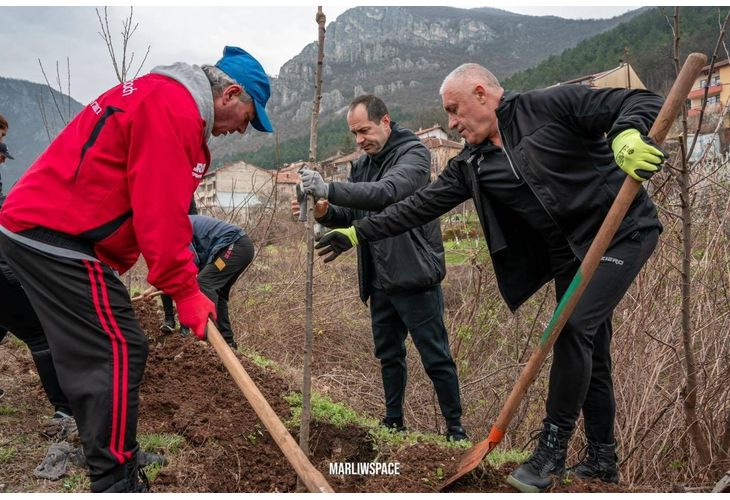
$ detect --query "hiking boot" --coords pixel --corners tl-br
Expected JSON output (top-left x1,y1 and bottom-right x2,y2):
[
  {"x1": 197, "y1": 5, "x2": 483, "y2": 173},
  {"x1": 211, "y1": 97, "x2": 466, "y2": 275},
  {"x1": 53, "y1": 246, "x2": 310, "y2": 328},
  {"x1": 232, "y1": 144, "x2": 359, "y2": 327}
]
[
  {"x1": 569, "y1": 441, "x2": 619, "y2": 484},
  {"x1": 90, "y1": 455, "x2": 149, "y2": 492},
  {"x1": 446, "y1": 424, "x2": 469, "y2": 442},
  {"x1": 507, "y1": 422, "x2": 572, "y2": 493},
  {"x1": 180, "y1": 326, "x2": 190, "y2": 337},
  {"x1": 160, "y1": 320, "x2": 175, "y2": 334},
  {"x1": 381, "y1": 416, "x2": 406, "y2": 432}
]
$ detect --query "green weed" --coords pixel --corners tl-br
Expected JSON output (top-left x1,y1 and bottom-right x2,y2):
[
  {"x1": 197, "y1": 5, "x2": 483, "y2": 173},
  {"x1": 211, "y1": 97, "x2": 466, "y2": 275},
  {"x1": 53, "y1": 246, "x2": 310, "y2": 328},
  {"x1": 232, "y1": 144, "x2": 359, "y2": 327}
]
[
  {"x1": 138, "y1": 433, "x2": 185, "y2": 454},
  {"x1": 0, "y1": 405, "x2": 18, "y2": 416},
  {"x1": 0, "y1": 446, "x2": 17, "y2": 462},
  {"x1": 484, "y1": 448, "x2": 531, "y2": 468},
  {"x1": 62, "y1": 473, "x2": 90, "y2": 492}
]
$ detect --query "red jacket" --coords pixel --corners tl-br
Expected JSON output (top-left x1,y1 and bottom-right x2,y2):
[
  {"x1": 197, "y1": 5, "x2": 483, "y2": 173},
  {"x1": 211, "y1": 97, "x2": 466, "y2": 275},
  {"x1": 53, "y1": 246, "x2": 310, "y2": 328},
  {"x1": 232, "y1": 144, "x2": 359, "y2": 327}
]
[{"x1": 0, "y1": 73, "x2": 210, "y2": 299}]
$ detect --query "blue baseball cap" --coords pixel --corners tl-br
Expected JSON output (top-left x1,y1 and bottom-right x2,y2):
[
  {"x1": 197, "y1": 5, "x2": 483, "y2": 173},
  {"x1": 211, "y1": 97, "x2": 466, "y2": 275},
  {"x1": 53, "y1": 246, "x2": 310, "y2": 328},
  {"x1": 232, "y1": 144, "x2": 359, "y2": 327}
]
[{"x1": 215, "y1": 46, "x2": 273, "y2": 133}]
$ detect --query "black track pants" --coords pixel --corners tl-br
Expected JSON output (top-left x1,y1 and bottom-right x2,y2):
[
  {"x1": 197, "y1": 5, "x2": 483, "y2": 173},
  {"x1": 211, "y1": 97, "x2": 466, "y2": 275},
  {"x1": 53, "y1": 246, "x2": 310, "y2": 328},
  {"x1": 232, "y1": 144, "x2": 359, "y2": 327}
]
[
  {"x1": 197, "y1": 235, "x2": 254, "y2": 344},
  {"x1": 545, "y1": 229, "x2": 659, "y2": 443},
  {"x1": 0, "y1": 234, "x2": 147, "y2": 486},
  {"x1": 370, "y1": 285, "x2": 462, "y2": 422}
]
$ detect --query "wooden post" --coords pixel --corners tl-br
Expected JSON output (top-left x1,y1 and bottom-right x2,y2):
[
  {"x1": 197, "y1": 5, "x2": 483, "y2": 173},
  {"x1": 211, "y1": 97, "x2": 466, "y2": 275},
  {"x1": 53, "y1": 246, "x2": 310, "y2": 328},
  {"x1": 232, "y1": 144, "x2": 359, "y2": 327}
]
[{"x1": 299, "y1": 5, "x2": 326, "y2": 464}]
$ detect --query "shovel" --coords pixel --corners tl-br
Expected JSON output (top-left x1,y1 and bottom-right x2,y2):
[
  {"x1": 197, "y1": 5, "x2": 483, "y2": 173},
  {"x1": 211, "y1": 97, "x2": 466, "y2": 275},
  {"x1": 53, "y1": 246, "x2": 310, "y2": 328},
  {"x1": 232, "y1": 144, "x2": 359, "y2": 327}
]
[
  {"x1": 205, "y1": 319, "x2": 335, "y2": 493},
  {"x1": 440, "y1": 52, "x2": 707, "y2": 491}
]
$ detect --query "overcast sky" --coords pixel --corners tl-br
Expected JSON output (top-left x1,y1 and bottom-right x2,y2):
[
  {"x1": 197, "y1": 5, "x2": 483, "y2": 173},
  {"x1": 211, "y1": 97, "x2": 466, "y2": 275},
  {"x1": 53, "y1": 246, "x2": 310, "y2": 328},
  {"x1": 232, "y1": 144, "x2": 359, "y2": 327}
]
[{"x1": 1, "y1": 3, "x2": 638, "y2": 103}]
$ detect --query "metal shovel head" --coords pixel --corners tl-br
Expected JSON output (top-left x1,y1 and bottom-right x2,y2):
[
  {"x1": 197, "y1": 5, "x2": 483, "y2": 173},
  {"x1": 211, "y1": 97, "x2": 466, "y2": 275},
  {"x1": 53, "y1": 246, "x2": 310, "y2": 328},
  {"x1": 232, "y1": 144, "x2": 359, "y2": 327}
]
[{"x1": 440, "y1": 426, "x2": 504, "y2": 490}]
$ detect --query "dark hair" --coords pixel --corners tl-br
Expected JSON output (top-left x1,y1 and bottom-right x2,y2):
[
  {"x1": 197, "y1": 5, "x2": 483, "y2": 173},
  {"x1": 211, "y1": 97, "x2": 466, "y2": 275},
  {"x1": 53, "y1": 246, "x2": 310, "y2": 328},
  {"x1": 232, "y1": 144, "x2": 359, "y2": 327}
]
[
  {"x1": 0, "y1": 113, "x2": 7, "y2": 131},
  {"x1": 348, "y1": 94, "x2": 389, "y2": 122}
]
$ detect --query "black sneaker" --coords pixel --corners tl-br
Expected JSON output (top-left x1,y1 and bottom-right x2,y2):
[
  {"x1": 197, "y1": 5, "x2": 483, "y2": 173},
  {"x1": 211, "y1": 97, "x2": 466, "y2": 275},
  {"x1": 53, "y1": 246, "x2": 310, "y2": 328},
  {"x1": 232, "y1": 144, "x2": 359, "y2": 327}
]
[
  {"x1": 160, "y1": 320, "x2": 175, "y2": 334},
  {"x1": 0, "y1": 387, "x2": 4, "y2": 400},
  {"x1": 569, "y1": 441, "x2": 619, "y2": 484},
  {"x1": 446, "y1": 424, "x2": 469, "y2": 442},
  {"x1": 381, "y1": 416, "x2": 406, "y2": 432},
  {"x1": 180, "y1": 326, "x2": 190, "y2": 337},
  {"x1": 507, "y1": 422, "x2": 572, "y2": 493}
]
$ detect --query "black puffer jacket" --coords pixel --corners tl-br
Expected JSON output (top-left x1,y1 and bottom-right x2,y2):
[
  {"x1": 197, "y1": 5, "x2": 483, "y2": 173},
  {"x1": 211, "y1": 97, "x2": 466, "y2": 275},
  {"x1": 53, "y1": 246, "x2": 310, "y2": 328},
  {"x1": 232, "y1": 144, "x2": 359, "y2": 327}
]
[
  {"x1": 318, "y1": 122, "x2": 445, "y2": 302},
  {"x1": 354, "y1": 86, "x2": 663, "y2": 310}
]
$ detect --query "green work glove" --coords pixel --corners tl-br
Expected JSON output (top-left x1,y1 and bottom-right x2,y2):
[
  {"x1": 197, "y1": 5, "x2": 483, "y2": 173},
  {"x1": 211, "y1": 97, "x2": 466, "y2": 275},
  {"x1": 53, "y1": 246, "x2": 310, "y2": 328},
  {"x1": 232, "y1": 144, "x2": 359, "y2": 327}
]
[
  {"x1": 315, "y1": 227, "x2": 359, "y2": 263},
  {"x1": 611, "y1": 128, "x2": 666, "y2": 182}
]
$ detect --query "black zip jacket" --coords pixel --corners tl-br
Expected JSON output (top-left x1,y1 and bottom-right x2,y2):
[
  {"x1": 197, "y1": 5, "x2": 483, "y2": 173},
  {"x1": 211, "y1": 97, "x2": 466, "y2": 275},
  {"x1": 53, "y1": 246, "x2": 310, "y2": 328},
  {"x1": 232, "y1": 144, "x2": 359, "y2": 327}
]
[
  {"x1": 318, "y1": 122, "x2": 446, "y2": 302},
  {"x1": 353, "y1": 85, "x2": 663, "y2": 311}
]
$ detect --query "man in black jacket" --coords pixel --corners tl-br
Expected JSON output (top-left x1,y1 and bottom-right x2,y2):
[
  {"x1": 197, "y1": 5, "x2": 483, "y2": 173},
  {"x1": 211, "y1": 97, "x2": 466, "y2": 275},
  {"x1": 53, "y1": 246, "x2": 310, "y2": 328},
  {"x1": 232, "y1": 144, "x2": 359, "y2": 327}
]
[
  {"x1": 296, "y1": 94, "x2": 466, "y2": 441},
  {"x1": 315, "y1": 66, "x2": 665, "y2": 491}
]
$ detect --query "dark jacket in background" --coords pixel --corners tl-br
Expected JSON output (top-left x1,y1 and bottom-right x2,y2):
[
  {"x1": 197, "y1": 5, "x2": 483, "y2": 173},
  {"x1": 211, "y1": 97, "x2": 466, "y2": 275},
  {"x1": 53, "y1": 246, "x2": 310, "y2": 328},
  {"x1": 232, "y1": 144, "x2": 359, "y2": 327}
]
[
  {"x1": 189, "y1": 215, "x2": 245, "y2": 269},
  {"x1": 354, "y1": 86, "x2": 663, "y2": 310},
  {"x1": 318, "y1": 122, "x2": 446, "y2": 302}
]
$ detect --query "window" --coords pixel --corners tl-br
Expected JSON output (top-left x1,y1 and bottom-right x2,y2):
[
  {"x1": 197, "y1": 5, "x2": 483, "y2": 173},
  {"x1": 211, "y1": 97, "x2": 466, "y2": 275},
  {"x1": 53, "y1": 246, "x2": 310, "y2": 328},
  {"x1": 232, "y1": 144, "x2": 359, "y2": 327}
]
[
  {"x1": 707, "y1": 95, "x2": 720, "y2": 105},
  {"x1": 712, "y1": 74, "x2": 721, "y2": 85}
]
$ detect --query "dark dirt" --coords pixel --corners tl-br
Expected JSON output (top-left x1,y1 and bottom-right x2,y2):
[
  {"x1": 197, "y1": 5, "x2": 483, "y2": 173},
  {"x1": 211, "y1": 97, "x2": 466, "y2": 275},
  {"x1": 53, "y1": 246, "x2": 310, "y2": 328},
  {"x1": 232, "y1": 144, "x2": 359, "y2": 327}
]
[{"x1": 0, "y1": 299, "x2": 628, "y2": 493}]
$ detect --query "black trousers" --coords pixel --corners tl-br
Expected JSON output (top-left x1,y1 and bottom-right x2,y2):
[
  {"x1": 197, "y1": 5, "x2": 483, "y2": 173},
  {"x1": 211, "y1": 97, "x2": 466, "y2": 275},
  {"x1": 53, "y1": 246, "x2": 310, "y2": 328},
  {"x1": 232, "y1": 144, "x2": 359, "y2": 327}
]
[
  {"x1": 546, "y1": 229, "x2": 659, "y2": 444},
  {"x1": 0, "y1": 234, "x2": 147, "y2": 488},
  {"x1": 369, "y1": 285, "x2": 462, "y2": 422},
  {"x1": 0, "y1": 255, "x2": 71, "y2": 414},
  {"x1": 197, "y1": 235, "x2": 254, "y2": 344}
]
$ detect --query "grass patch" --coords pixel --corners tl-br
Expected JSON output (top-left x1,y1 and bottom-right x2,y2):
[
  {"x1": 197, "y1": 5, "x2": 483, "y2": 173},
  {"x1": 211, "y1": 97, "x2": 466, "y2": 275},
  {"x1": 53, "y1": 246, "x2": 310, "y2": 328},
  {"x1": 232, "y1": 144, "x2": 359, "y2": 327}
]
[
  {"x1": 285, "y1": 390, "x2": 471, "y2": 459},
  {"x1": 483, "y1": 448, "x2": 530, "y2": 468},
  {"x1": 138, "y1": 433, "x2": 185, "y2": 454},
  {"x1": 62, "y1": 473, "x2": 90, "y2": 492},
  {"x1": 285, "y1": 391, "x2": 376, "y2": 429},
  {"x1": 143, "y1": 462, "x2": 163, "y2": 482},
  {"x1": 244, "y1": 349, "x2": 275, "y2": 369},
  {"x1": 0, "y1": 405, "x2": 19, "y2": 416},
  {"x1": 444, "y1": 238, "x2": 486, "y2": 265},
  {"x1": 0, "y1": 446, "x2": 17, "y2": 462}
]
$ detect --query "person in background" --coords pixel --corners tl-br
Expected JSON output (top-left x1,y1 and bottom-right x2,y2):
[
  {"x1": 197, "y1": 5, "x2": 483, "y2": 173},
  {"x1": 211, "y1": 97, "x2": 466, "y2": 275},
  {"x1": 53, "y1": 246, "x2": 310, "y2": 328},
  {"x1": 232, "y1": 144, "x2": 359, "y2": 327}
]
[{"x1": 296, "y1": 94, "x2": 467, "y2": 441}]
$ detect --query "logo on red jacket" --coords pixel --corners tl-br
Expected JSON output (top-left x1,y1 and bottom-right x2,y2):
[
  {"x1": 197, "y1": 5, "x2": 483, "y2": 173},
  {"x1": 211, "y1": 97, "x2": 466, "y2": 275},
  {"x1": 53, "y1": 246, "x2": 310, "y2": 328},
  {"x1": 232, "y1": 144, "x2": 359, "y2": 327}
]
[{"x1": 193, "y1": 163, "x2": 207, "y2": 179}]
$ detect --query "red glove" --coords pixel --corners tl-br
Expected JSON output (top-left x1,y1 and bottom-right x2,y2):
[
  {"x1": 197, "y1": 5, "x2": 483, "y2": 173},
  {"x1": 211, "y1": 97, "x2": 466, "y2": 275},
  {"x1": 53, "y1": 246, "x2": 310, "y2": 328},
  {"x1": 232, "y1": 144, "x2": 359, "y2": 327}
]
[{"x1": 174, "y1": 289, "x2": 216, "y2": 340}]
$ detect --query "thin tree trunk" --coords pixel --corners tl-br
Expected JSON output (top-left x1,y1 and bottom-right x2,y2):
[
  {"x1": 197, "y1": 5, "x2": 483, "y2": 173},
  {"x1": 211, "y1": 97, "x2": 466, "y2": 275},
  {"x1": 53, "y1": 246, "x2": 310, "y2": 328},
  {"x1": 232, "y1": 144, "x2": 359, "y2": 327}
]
[
  {"x1": 299, "y1": 6, "x2": 326, "y2": 466},
  {"x1": 674, "y1": 7, "x2": 712, "y2": 467}
]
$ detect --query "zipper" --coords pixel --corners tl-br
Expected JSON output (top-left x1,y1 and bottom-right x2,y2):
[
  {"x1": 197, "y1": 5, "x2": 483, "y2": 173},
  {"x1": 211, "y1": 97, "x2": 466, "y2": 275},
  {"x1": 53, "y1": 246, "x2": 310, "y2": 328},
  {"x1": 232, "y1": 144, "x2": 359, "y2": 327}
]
[{"x1": 497, "y1": 128, "x2": 520, "y2": 179}]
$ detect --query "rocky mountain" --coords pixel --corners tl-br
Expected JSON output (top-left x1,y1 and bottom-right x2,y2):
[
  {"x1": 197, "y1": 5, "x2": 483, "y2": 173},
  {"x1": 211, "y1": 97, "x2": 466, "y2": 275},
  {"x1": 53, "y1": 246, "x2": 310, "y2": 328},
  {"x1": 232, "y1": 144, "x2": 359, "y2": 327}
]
[
  {"x1": 211, "y1": 6, "x2": 643, "y2": 161},
  {"x1": 0, "y1": 76, "x2": 84, "y2": 190}
]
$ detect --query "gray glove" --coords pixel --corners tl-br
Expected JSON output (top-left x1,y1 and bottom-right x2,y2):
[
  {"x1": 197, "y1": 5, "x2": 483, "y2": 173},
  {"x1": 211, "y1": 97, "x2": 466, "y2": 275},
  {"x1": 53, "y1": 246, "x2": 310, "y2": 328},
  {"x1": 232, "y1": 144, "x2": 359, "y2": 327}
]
[{"x1": 299, "y1": 168, "x2": 329, "y2": 199}]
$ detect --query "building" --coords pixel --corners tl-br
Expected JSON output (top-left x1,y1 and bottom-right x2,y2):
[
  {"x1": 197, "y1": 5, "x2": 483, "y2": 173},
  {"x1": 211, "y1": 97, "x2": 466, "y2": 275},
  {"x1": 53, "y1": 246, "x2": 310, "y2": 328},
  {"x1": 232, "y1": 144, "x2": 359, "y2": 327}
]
[
  {"x1": 555, "y1": 62, "x2": 646, "y2": 90},
  {"x1": 422, "y1": 136, "x2": 463, "y2": 179},
  {"x1": 196, "y1": 161, "x2": 275, "y2": 220},
  {"x1": 274, "y1": 162, "x2": 305, "y2": 200},
  {"x1": 688, "y1": 58, "x2": 728, "y2": 118},
  {"x1": 687, "y1": 58, "x2": 730, "y2": 154},
  {"x1": 320, "y1": 150, "x2": 362, "y2": 182},
  {"x1": 415, "y1": 124, "x2": 449, "y2": 141}
]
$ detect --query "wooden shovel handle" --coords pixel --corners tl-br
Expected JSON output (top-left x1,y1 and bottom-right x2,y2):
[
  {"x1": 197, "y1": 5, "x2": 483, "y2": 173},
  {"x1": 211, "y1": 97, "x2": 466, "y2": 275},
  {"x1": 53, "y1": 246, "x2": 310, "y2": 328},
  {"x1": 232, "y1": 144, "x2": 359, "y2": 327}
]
[{"x1": 205, "y1": 319, "x2": 335, "y2": 493}]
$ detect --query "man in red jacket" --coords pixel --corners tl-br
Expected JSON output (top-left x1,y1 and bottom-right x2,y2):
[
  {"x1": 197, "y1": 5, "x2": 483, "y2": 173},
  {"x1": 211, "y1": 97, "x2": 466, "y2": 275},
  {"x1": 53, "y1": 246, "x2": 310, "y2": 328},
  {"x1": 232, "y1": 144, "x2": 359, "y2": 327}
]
[{"x1": 0, "y1": 46, "x2": 273, "y2": 492}]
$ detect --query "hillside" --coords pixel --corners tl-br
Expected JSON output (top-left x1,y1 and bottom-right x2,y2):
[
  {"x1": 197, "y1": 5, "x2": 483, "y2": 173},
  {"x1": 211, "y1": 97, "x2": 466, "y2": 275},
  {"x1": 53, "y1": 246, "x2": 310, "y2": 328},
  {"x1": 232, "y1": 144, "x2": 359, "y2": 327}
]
[
  {"x1": 504, "y1": 6, "x2": 724, "y2": 92},
  {"x1": 0, "y1": 77, "x2": 83, "y2": 189}
]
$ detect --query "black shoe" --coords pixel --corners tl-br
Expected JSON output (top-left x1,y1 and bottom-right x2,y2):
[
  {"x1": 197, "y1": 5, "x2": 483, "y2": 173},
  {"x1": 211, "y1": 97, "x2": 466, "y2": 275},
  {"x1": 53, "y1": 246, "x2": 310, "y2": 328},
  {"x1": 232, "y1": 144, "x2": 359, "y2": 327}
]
[
  {"x1": 90, "y1": 455, "x2": 150, "y2": 492},
  {"x1": 381, "y1": 416, "x2": 406, "y2": 432},
  {"x1": 569, "y1": 441, "x2": 619, "y2": 484},
  {"x1": 507, "y1": 422, "x2": 572, "y2": 493},
  {"x1": 180, "y1": 326, "x2": 190, "y2": 337},
  {"x1": 0, "y1": 387, "x2": 4, "y2": 400},
  {"x1": 160, "y1": 320, "x2": 175, "y2": 334},
  {"x1": 446, "y1": 424, "x2": 469, "y2": 442}
]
